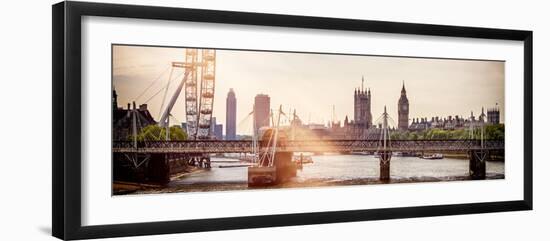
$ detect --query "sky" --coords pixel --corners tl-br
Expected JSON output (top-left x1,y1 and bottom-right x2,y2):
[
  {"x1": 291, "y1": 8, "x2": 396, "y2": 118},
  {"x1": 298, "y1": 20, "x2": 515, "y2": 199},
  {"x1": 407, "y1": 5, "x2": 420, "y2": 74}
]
[{"x1": 113, "y1": 45, "x2": 505, "y2": 135}]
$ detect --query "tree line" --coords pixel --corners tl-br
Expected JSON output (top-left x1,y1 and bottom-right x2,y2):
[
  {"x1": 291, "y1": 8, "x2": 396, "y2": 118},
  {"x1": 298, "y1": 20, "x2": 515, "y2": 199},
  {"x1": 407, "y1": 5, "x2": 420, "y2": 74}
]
[
  {"x1": 390, "y1": 124, "x2": 505, "y2": 140},
  {"x1": 128, "y1": 125, "x2": 188, "y2": 141}
]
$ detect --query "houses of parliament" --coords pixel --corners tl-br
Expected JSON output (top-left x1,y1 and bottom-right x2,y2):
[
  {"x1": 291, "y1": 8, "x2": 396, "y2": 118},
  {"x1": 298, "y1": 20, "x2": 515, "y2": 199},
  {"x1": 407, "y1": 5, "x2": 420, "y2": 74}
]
[{"x1": 323, "y1": 76, "x2": 501, "y2": 140}]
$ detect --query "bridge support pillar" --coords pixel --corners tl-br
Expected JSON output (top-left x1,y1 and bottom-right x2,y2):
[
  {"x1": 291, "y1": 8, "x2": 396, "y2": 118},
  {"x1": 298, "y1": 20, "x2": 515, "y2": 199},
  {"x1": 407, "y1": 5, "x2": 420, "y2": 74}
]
[
  {"x1": 186, "y1": 155, "x2": 211, "y2": 168},
  {"x1": 202, "y1": 157, "x2": 211, "y2": 168},
  {"x1": 248, "y1": 151, "x2": 296, "y2": 187},
  {"x1": 469, "y1": 150, "x2": 488, "y2": 180},
  {"x1": 142, "y1": 153, "x2": 169, "y2": 184},
  {"x1": 379, "y1": 151, "x2": 392, "y2": 182}
]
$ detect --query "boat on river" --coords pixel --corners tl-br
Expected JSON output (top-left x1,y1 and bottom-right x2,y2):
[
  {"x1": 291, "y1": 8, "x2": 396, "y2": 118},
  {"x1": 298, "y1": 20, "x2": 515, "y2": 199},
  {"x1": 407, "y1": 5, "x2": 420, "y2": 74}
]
[
  {"x1": 293, "y1": 155, "x2": 313, "y2": 164},
  {"x1": 420, "y1": 153, "x2": 444, "y2": 159}
]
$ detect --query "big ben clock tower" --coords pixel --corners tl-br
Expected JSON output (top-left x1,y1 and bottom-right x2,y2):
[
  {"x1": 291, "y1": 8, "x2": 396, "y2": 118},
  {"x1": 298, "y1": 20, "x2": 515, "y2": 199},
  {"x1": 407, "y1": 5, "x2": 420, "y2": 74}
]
[{"x1": 398, "y1": 81, "x2": 409, "y2": 130}]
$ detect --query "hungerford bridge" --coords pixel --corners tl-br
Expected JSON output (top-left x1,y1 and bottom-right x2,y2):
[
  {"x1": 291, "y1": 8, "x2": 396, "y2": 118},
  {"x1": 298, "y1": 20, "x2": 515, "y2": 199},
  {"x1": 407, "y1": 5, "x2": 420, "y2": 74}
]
[
  {"x1": 112, "y1": 139, "x2": 504, "y2": 154},
  {"x1": 113, "y1": 106, "x2": 504, "y2": 185}
]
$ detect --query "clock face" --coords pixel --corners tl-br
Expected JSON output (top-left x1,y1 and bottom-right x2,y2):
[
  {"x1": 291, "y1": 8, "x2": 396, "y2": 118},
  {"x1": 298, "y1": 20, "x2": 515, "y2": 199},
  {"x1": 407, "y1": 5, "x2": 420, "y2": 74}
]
[{"x1": 402, "y1": 105, "x2": 408, "y2": 111}]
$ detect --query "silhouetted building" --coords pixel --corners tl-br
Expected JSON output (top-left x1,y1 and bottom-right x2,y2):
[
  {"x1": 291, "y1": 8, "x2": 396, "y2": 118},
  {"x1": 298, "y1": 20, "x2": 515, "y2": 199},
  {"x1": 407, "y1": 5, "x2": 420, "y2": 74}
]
[
  {"x1": 398, "y1": 81, "x2": 409, "y2": 130},
  {"x1": 487, "y1": 105, "x2": 500, "y2": 124},
  {"x1": 214, "y1": 124, "x2": 223, "y2": 140},
  {"x1": 254, "y1": 94, "x2": 270, "y2": 135},
  {"x1": 319, "y1": 78, "x2": 377, "y2": 139},
  {"x1": 112, "y1": 88, "x2": 156, "y2": 141},
  {"x1": 479, "y1": 107, "x2": 486, "y2": 123},
  {"x1": 210, "y1": 117, "x2": 223, "y2": 140},
  {"x1": 226, "y1": 88, "x2": 237, "y2": 140},
  {"x1": 409, "y1": 108, "x2": 488, "y2": 131},
  {"x1": 354, "y1": 76, "x2": 372, "y2": 129},
  {"x1": 112, "y1": 88, "x2": 120, "y2": 110}
]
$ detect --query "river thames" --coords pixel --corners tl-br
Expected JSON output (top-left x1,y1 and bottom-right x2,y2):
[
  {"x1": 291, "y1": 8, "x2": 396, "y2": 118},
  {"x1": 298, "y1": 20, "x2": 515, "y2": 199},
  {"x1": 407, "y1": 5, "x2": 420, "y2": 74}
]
[{"x1": 133, "y1": 154, "x2": 505, "y2": 194}]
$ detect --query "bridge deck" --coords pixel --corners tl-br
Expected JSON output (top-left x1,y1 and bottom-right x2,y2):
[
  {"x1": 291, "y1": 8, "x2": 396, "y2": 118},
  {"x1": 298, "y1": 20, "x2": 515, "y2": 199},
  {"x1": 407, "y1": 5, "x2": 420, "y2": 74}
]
[{"x1": 112, "y1": 139, "x2": 504, "y2": 154}]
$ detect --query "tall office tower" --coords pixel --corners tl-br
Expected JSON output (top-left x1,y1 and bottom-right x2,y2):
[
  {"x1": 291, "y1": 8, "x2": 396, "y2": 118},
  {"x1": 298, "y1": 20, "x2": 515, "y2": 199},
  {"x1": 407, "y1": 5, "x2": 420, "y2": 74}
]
[
  {"x1": 225, "y1": 88, "x2": 237, "y2": 140},
  {"x1": 254, "y1": 94, "x2": 271, "y2": 135}
]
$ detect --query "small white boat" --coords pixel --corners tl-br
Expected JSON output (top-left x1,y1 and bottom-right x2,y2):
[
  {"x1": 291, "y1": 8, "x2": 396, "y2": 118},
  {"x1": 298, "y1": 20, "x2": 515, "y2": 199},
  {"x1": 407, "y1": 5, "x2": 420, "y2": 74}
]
[{"x1": 421, "y1": 153, "x2": 444, "y2": 159}]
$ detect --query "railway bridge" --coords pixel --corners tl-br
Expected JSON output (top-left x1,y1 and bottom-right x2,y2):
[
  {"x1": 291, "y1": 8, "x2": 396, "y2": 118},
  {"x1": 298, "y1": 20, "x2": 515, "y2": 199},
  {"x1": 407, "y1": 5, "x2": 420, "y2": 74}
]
[
  {"x1": 113, "y1": 122, "x2": 504, "y2": 185},
  {"x1": 112, "y1": 139, "x2": 504, "y2": 154}
]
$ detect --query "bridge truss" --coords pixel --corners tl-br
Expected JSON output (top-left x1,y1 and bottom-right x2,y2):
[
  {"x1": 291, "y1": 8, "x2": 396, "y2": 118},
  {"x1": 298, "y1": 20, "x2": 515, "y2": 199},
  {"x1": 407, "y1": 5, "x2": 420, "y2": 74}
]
[{"x1": 112, "y1": 139, "x2": 505, "y2": 154}]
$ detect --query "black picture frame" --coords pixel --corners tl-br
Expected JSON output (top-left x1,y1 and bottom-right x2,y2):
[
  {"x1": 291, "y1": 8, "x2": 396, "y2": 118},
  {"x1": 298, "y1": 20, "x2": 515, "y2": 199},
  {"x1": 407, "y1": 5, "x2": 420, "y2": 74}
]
[{"x1": 52, "y1": 1, "x2": 533, "y2": 240}]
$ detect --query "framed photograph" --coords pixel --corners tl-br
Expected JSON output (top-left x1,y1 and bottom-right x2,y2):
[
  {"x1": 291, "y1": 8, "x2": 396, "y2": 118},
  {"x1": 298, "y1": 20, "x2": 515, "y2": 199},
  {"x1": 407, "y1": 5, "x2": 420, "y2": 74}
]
[{"x1": 52, "y1": 1, "x2": 533, "y2": 240}]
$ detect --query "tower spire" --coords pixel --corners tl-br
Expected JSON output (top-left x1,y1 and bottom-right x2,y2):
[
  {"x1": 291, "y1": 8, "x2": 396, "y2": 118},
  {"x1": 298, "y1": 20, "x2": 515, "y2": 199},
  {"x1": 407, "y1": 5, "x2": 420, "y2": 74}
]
[
  {"x1": 112, "y1": 84, "x2": 118, "y2": 110},
  {"x1": 398, "y1": 80, "x2": 409, "y2": 130},
  {"x1": 362, "y1": 75, "x2": 364, "y2": 92}
]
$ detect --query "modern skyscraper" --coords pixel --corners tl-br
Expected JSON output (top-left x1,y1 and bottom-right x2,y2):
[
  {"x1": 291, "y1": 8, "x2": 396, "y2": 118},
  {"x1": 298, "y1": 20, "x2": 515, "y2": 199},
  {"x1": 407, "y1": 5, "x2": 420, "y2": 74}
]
[
  {"x1": 214, "y1": 124, "x2": 223, "y2": 140},
  {"x1": 225, "y1": 88, "x2": 237, "y2": 140},
  {"x1": 254, "y1": 94, "x2": 270, "y2": 135},
  {"x1": 398, "y1": 81, "x2": 409, "y2": 130},
  {"x1": 210, "y1": 117, "x2": 217, "y2": 137},
  {"x1": 354, "y1": 76, "x2": 372, "y2": 128},
  {"x1": 210, "y1": 117, "x2": 223, "y2": 140}
]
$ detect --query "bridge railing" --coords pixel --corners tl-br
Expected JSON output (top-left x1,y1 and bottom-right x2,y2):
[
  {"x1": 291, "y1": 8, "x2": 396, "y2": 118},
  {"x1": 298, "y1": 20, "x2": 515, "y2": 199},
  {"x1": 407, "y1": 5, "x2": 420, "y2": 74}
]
[
  {"x1": 112, "y1": 140, "x2": 254, "y2": 153},
  {"x1": 112, "y1": 139, "x2": 504, "y2": 154}
]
